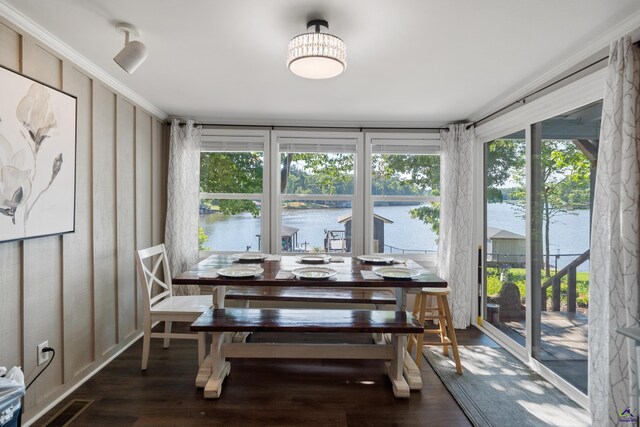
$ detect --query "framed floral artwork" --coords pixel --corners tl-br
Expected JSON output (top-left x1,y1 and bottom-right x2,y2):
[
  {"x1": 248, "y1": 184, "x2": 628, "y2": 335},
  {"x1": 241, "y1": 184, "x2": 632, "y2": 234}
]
[{"x1": 0, "y1": 65, "x2": 77, "y2": 243}]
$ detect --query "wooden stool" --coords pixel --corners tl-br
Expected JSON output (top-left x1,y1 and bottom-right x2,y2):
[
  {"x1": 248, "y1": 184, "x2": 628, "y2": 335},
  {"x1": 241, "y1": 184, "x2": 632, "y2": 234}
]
[{"x1": 408, "y1": 287, "x2": 462, "y2": 374}]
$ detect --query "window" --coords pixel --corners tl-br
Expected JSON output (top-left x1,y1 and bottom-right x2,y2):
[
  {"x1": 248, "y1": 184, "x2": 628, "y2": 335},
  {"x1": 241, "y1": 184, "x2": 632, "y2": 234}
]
[
  {"x1": 198, "y1": 129, "x2": 440, "y2": 258},
  {"x1": 274, "y1": 131, "x2": 361, "y2": 254},
  {"x1": 366, "y1": 134, "x2": 441, "y2": 256},
  {"x1": 199, "y1": 129, "x2": 269, "y2": 252}
]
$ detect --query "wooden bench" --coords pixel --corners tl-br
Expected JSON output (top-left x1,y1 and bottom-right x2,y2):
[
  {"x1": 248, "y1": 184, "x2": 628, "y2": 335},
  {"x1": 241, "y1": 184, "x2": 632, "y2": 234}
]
[
  {"x1": 191, "y1": 307, "x2": 423, "y2": 399},
  {"x1": 224, "y1": 286, "x2": 396, "y2": 306}
]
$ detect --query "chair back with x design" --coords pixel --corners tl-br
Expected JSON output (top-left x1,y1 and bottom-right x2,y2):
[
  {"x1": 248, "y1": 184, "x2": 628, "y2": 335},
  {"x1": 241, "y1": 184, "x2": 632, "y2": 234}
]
[{"x1": 136, "y1": 244, "x2": 173, "y2": 312}]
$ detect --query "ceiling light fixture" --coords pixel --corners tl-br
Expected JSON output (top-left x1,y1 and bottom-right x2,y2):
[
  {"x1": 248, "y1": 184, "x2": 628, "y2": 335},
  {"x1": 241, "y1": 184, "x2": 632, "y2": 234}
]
[
  {"x1": 287, "y1": 19, "x2": 346, "y2": 79},
  {"x1": 114, "y1": 23, "x2": 148, "y2": 74}
]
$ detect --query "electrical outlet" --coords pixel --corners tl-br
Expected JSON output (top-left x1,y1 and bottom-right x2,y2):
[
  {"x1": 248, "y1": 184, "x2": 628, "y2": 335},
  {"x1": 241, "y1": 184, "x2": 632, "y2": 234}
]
[{"x1": 37, "y1": 341, "x2": 50, "y2": 366}]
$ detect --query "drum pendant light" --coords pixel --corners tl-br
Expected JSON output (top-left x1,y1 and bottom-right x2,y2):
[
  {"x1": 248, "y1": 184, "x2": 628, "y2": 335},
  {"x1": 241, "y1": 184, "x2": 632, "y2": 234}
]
[{"x1": 287, "y1": 19, "x2": 347, "y2": 79}]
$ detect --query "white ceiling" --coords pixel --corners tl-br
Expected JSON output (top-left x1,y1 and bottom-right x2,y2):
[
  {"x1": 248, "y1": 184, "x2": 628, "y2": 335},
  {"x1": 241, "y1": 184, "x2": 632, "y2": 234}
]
[{"x1": 4, "y1": 0, "x2": 640, "y2": 126}]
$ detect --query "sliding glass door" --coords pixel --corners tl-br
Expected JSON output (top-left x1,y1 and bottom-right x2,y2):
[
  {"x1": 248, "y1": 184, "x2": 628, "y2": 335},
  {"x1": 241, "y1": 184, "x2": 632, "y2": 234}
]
[{"x1": 482, "y1": 101, "x2": 602, "y2": 396}]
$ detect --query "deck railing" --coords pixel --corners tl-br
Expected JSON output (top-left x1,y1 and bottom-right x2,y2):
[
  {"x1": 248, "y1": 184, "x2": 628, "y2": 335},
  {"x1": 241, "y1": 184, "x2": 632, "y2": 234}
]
[
  {"x1": 383, "y1": 244, "x2": 436, "y2": 254},
  {"x1": 541, "y1": 249, "x2": 590, "y2": 312}
]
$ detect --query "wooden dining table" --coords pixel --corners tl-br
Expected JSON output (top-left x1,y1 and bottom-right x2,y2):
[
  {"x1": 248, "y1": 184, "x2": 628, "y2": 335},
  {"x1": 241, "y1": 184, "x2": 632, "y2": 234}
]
[
  {"x1": 172, "y1": 254, "x2": 447, "y2": 397},
  {"x1": 173, "y1": 254, "x2": 446, "y2": 310}
]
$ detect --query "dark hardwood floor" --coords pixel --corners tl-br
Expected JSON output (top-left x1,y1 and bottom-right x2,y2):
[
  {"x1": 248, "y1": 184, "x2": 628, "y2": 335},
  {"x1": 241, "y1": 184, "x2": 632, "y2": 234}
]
[{"x1": 34, "y1": 327, "x2": 494, "y2": 427}]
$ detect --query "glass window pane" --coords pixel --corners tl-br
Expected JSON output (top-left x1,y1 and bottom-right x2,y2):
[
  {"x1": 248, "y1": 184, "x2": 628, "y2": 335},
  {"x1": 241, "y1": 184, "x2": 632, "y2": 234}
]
[
  {"x1": 200, "y1": 152, "x2": 263, "y2": 193},
  {"x1": 280, "y1": 153, "x2": 354, "y2": 195},
  {"x1": 371, "y1": 154, "x2": 440, "y2": 195},
  {"x1": 373, "y1": 202, "x2": 438, "y2": 254},
  {"x1": 484, "y1": 130, "x2": 527, "y2": 347},
  {"x1": 281, "y1": 200, "x2": 352, "y2": 253},
  {"x1": 199, "y1": 199, "x2": 261, "y2": 252},
  {"x1": 532, "y1": 100, "x2": 600, "y2": 394}
]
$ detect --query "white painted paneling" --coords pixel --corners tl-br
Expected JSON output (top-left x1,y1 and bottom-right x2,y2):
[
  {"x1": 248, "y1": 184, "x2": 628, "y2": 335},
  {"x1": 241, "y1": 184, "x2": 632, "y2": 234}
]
[
  {"x1": 92, "y1": 84, "x2": 117, "y2": 356},
  {"x1": 151, "y1": 119, "x2": 165, "y2": 246},
  {"x1": 0, "y1": 242, "x2": 21, "y2": 367},
  {"x1": 116, "y1": 96, "x2": 136, "y2": 341},
  {"x1": 0, "y1": 21, "x2": 20, "y2": 71},
  {"x1": 134, "y1": 109, "x2": 152, "y2": 329},
  {"x1": 23, "y1": 39, "x2": 60, "y2": 87},
  {"x1": 21, "y1": 38, "x2": 64, "y2": 409},
  {"x1": 61, "y1": 63, "x2": 94, "y2": 379}
]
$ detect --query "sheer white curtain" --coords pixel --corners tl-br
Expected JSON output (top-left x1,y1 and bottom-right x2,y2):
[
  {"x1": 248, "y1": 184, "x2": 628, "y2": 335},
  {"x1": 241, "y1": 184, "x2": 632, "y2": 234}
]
[
  {"x1": 165, "y1": 119, "x2": 202, "y2": 296},
  {"x1": 438, "y1": 124, "x2": 475, "y2": 328},
  {"x1": 589, "y1": 37, "x2": 640, "y2": 425}
]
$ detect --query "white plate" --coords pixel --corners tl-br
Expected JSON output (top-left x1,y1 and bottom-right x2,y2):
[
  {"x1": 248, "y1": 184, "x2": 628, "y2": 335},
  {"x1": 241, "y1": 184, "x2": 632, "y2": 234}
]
[
  {"x1": 232, "y1": 252, "x2": 268, "y2": 262},
  {"x1": 291, "y1": 267, "x2": 337, "y2": 279},
  {"x1": 217, "y1": 266, "x2": 264, "y2": 278},
  {"x1": 357, "y1": 255, "x2": 394, "y2": 264},
  {"x1": 296, "y1": 254, "x2": 331, "y2": 264},
  {"x1": 373, "y1": 267, "x2": 420, "y2": 279}
]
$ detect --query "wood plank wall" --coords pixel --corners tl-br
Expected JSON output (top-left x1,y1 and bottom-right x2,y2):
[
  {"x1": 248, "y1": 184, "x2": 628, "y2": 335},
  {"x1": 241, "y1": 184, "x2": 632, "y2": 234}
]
[{"x1": 0, "y1": 19, "x2": 167, "y2": 422}]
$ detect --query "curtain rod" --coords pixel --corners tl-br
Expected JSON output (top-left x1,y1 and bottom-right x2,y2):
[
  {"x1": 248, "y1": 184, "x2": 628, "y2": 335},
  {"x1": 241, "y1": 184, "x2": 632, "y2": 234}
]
[
  {"x1": 166, "y1": 122, "x2": 448, "y2": 131},
  {"x1": 168, "y1": 41, "x2": 637, "y2": 132}
]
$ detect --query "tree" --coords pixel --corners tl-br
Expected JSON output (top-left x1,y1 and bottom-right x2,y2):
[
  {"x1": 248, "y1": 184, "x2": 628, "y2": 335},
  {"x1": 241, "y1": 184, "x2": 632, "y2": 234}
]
[
  {"x1": 200, "y1": 152, "x2": 263, "y2": 216},
  {"x1": 486, "y1": 139, "x2": 525, "y2": 202},
  {"x1": 372, "y1": 154, "x2": 441, "y2": 235},
  {"x1": 281, "y1": 153, "x2": 354, "y2": 195},
  {"x1": 509, "y1": 140, "x2": 591, "y2": 277}
]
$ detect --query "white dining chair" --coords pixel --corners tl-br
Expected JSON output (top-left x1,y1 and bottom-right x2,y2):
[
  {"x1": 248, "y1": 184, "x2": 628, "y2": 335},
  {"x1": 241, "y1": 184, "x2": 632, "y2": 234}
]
[{"x1": 135, "y1": 244, "x2": 212, "y2": 370}]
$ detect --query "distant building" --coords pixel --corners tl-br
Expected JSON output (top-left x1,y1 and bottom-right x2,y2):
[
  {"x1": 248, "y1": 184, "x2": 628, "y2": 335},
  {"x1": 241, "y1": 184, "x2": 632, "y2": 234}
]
[
  {"x1": 281, "y1": 225, "x2": 300, "y2": 251},
  {"x1": 487, "y1": 226, "x2": 525, "y2": 265},
  {"x1": 337, "y1": 213, "x2": 393, "y2": 253}
]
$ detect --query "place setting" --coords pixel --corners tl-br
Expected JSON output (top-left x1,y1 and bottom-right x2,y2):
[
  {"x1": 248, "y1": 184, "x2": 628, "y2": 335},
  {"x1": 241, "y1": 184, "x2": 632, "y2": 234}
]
[
  {"x1": 291, "y1": 266, "x2": 337, "y2": 280},
  {"x1": 360, "y1": 266, "x2": 422, "y2": 281},
  {"x1": 231, "y1": 252, "x2": 281, "y2": 263},
  {"x1": 198, "y1": 265, "x2": 264, "y2": 279},
  {"x1": 356, "y1": 254, "x2": 395, "y2": 264},
  {"x1": 295, "y1": 254, "x2": 332, "y2": 264}
]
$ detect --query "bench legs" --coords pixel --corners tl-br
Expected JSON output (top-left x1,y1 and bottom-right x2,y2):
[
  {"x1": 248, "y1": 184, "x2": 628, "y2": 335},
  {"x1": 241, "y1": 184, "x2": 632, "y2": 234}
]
[
  {"x1": 196, "y1": 332, "x2": 231, "y2": 398},
  {"x1": 386, "y1": 334, "x2": 410, "y2": 398},
  {"x1": 196, "y1": 331, "x2": 418, "y2": 399}
]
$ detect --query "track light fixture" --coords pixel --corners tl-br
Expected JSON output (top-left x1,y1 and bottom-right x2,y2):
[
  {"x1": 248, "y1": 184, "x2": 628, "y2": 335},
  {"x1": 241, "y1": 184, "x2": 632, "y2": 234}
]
[{"x1": 113, "y1": 23, "x2": 148, "y2": 74}]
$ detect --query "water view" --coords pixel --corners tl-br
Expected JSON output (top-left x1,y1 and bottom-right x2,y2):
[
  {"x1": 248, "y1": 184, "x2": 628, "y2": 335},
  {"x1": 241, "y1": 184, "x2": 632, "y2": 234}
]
[{"x1": 200, "y1": 202, "x2": 589, "y2": 260}]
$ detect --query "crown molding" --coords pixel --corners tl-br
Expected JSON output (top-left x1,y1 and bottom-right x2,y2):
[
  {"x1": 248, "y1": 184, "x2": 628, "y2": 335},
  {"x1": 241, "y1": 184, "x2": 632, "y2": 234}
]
[
  {"x1": 470, "y1": 8, "x2": 640, "y2": 124},
  {"x1": 0, "y1": 0, "x2": 168, "y2": 120}
]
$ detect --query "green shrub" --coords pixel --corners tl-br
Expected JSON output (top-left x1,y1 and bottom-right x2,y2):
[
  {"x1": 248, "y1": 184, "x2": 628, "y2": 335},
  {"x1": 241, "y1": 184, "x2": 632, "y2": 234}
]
[
  {"x1": 198, "y1": 227, "x2": 209, "y2": 251},
  {"x1": 485, "y1": 267, "x2": 589, "y2": 307}
]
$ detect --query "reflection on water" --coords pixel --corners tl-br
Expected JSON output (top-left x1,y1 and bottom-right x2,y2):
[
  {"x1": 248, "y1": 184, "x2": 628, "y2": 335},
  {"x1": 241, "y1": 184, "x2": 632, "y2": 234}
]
[
  {"x1": 199, "y1": 202, "x2": 590, "y2": 257},
  {"x1": 200, "y1": 205, "x2": 439, "y2": 252}
]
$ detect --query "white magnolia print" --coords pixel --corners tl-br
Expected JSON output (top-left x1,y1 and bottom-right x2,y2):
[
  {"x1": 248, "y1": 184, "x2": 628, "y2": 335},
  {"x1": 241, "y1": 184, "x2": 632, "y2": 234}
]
[
  {"x1": 0, "y1": 83, "x2": 63, "y2": 231},
  {"x1": 0, "y1": 134, "x2": 32, "y2": 221}
]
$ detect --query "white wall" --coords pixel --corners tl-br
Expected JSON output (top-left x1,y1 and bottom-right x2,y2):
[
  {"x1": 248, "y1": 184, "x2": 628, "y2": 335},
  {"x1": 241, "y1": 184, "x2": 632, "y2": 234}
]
[{"x1": 0, "y1": 17, "x2": 167, "y2": 423}]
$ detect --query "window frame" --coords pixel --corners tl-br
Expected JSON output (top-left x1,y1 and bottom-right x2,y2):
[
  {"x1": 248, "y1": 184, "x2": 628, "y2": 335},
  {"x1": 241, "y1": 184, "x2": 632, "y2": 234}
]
[
  {"x1": 271, "y1": 130, "x2": 364, "y2": 255},
  {"x1": 198, "y1": 128, "x2": 442, "y2": 260},
  {"x1": 199, "y1": 128, "x2": 271, "y2": 255},
  {"x1": 364, "y1": 132, "x2": 441, "y2": 260}
]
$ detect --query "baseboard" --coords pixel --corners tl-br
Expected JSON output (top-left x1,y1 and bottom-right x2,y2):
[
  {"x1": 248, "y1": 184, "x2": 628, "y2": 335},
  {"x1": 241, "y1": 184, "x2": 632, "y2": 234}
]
[{"x1": 22, "y1": 331, "x2": 144, "y2": 427}]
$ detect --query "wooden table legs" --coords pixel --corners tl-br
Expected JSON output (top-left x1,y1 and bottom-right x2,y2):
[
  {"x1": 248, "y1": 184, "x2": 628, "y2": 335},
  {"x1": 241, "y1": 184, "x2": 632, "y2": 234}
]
[{"x1": 195, "y1": 331, "x2": 420, "y2": 399}]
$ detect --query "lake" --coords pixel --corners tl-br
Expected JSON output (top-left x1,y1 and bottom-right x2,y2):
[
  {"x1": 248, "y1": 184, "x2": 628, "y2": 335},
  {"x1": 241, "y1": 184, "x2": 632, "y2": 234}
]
[{"x1": 200, "y1": 203, "x2": 590, "y2": 267}]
